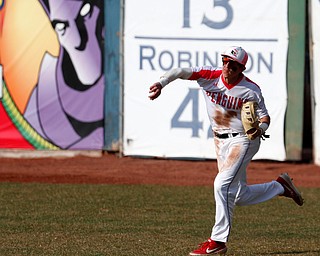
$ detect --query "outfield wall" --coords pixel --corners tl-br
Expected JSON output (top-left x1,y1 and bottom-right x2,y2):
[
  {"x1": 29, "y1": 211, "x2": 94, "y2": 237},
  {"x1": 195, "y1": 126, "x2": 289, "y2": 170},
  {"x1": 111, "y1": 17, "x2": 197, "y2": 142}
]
[
  {"x1": 123, "y1": 0, "x2": 288, "y2": 160},
  {"x1": 0, "y1": 1, "x2": 106, "y2": 151},
  {"x1": 0, "y1": 0, "x2": 318, "y2": 164},
  {"x1": 311, "y1": 0, "x2": 320, "y2": 165}
]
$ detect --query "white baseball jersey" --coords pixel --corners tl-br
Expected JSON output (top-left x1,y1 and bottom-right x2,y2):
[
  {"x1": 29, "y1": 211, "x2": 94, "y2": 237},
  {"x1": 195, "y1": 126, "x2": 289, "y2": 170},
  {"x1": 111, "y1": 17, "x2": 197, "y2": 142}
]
[{"x1": 188, "y1": 66, "x2": 268, "y2": 134}]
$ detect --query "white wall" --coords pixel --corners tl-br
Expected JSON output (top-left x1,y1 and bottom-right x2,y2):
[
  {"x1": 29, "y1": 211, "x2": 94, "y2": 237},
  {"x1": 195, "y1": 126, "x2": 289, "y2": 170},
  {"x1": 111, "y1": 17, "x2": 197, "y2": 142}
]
[{"x1": 123, "y1": 0, "x2": 288, "y2": 160}]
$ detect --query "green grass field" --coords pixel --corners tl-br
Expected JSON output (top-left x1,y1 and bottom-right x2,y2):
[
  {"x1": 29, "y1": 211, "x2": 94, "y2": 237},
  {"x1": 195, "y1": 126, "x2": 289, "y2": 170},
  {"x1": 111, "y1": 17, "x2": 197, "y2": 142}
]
[{"x1": 0, "y1": 183, "x2": 319, "y2": 256}]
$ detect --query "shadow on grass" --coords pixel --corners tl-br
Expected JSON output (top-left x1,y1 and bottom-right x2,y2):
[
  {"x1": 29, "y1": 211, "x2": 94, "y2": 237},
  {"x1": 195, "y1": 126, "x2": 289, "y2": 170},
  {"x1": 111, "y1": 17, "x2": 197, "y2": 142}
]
[{"x1": 261, "y1": 249, "x2": 320, "y2": 255}]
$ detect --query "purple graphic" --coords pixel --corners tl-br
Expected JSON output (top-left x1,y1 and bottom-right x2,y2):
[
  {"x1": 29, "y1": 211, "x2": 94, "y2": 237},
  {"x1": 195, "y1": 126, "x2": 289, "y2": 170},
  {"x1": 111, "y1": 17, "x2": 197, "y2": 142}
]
[{"x1": 24, "y1": 0, "x2": 105, "y2": 149}]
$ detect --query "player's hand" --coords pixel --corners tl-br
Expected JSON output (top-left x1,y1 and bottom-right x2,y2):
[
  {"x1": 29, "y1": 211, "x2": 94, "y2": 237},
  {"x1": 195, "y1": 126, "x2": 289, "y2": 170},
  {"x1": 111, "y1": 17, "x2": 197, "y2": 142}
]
[{"x1": 149, "y1": 82, "x2": 162, "y2": 100}]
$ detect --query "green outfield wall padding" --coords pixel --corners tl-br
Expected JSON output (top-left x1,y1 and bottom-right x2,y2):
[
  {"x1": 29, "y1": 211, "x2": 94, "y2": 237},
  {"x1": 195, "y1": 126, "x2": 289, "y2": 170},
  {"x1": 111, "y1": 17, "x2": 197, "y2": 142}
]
[
  {"x1": 104, "y1": 0, "x2": 121, "y2": 151},
  {"x1": 285, "y1": 0, "x2": 306, "y2": 160}
]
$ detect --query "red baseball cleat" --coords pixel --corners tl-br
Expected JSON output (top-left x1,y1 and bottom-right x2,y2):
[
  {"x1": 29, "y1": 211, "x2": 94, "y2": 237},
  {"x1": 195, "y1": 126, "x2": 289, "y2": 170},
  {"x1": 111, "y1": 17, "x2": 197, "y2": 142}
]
[
  {"x1": 276, "y1": 173, "x2": 304, "y2": 206},
  {"x1": 189, "y1": 238, "x2": 227, "y2": 255}
]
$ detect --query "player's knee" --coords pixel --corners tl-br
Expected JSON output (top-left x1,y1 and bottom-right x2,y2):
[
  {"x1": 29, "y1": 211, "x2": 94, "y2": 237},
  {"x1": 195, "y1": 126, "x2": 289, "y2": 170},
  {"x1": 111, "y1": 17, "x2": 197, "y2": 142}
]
[
  {"x1": 214, "y1": 175, "x2": 234, "y2": 191},
  {"x1": 214, "y1": 179, "x2": 234, "y2": 198},
  {"x1": 213, "y1": 178, "x2": 224, "y2": 192}
]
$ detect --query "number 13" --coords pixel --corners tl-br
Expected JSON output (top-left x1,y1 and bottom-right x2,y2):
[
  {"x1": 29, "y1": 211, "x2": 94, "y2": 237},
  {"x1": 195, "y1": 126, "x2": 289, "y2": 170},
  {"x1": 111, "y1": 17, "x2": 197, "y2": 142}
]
[{"x1": 183, "y1": 0, "x2": 233, "y2": 29}]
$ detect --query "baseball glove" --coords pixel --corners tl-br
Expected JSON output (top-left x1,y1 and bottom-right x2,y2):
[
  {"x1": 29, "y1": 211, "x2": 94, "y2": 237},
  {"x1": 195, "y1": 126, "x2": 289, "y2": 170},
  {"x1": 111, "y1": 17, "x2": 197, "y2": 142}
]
[{"x1": 241, "y1": 101, "x2": 261, "y2": 140}]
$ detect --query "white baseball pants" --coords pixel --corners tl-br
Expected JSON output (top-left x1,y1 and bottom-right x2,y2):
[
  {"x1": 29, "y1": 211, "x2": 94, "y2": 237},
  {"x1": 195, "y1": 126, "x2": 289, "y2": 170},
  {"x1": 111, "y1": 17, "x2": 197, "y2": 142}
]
[{"x1": 210, "y1": 135, "x2": 284, "y2": 242}]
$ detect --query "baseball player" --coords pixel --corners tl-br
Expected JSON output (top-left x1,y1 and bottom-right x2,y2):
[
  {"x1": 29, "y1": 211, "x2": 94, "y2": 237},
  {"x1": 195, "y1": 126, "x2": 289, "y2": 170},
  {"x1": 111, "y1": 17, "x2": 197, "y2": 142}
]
[{"x1": 148, "y1": 46, "x2": 304, "y2": 255}]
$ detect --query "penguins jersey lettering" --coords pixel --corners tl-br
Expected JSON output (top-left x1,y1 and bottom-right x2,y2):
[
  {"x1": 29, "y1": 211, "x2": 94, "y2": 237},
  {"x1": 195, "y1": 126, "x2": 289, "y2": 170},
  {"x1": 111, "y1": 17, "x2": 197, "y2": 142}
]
[{"x1": 188, "y1": 66, "x2": 268, "y2": 134}]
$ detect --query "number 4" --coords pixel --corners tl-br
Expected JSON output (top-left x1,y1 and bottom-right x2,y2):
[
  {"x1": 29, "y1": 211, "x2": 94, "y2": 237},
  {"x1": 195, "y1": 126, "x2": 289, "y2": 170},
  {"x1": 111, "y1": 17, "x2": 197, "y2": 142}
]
[{"x1": 171, "y1": 88, "x2": 203, "y2": 137}]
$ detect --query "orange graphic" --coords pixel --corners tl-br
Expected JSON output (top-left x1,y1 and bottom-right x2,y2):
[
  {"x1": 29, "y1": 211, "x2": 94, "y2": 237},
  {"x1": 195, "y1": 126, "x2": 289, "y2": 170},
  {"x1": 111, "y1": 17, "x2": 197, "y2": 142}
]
[{"x1": 0, "y1": 0, "x2": 59, "y2": 113}]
